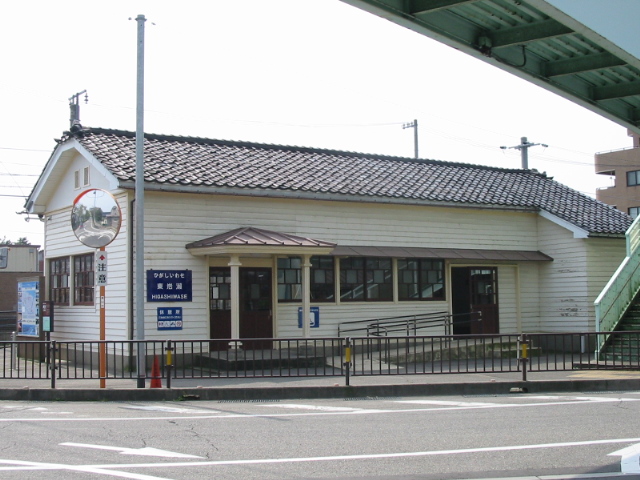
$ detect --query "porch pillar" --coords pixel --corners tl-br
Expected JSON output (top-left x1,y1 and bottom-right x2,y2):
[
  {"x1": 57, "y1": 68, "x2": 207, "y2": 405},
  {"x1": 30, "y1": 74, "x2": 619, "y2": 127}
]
[
  {"x1": 228, "y1": 255, "x2": 242, "y2": 349},
  {"x1": 302, "y1": 254, "x2": 312, "y2": 338}
]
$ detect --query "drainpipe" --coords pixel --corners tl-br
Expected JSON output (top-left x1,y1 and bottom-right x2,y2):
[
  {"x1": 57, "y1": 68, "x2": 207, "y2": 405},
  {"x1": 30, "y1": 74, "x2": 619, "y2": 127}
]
[{"x1": 302, "y1": 255, "x2": 312, "y2": 338}]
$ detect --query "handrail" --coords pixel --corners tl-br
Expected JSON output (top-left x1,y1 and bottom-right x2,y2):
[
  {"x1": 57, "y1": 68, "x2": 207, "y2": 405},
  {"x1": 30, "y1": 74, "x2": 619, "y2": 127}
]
[
  {"x1": 338, "y1": 311, "x2": 480, "y2": 337},
  {"x1": 595, "y1": 215, "x2": 640, "y2": 335},
  {"x1": 338, "y1": 312, "x2": 449, "y2": 336}
]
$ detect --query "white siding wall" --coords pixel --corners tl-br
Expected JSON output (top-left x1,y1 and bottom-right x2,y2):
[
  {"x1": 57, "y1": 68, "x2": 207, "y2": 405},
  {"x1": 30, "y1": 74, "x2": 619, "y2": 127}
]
[
  {"x1": 497, "y1": 265, "x2": 518, "y2": 333},
  {"x1": 586, "y1": 237, "x2": 627, "y2": 328},
  {"x1": 276, "y1": 302, "x2": 449, "y2": 338},
  {"x1": 535, "y1": 217, "x2": 624, "y2": 332},
  {"x1": 141, "y1": 192, "x2": 543, "y2": 339},
  {"x1": 519, "y1": 262, "x2": 541, "y2": 331},
  {"x1": 44, "y1": 179, "x2": 625, "y2": 341}
]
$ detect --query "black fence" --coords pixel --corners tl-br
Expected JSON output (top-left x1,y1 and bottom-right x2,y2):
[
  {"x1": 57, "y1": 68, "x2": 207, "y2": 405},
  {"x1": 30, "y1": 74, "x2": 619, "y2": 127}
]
[{"x1": 1, "y1": 331, "x2": 639, "y2": 389}]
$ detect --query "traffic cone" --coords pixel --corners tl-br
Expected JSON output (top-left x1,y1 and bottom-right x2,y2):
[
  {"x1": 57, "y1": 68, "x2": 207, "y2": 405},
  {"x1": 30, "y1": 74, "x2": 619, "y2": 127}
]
[{"x1": 150, "y1": 355, "x2": 162, "y2": 388}]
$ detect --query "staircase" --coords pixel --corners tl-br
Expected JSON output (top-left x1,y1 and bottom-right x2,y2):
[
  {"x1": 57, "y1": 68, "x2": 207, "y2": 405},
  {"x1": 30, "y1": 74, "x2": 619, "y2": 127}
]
[{"x1": 599, "y1": 299, "x2": 640, "y2": 363}]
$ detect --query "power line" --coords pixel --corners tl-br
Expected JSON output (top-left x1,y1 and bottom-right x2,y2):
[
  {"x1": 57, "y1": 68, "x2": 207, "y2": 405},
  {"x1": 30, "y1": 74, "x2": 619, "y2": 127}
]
[{"x1": 0, "y1": 147, "x2": 51, "y2": 152}]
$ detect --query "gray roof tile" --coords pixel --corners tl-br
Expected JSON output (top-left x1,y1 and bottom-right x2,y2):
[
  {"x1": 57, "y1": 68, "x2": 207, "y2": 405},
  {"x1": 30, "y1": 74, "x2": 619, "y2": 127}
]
[{"x1": 70, "y1": 127, "x2": 632, "y2": 236}]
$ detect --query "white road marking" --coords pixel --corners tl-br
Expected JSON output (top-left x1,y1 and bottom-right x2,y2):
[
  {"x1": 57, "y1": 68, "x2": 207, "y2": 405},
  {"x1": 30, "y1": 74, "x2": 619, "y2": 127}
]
[
  {"x1": 0, "y1": 436, "x2": 637, "y2": 474},
  {"x1": 395, "y1": 400, "x2": 513, "y2": 407},
  {"x1": 0, "y1": 458, "x2": 173, "y2": 479},
  {"x1": 609, "y1": 442, "x2": 640, "y2": 474},
  {"x1": 526, "y1": 395, "x2": 638, "y2": 403},
  {"x1": 61, "y1": 442, "x2": 203, "y2": 459},
  {"x1": 1, "y1": 395, "x2": 639, "y2": 423},
  {"x1": 120, "y1": 406, "x2": 217, "y2": 414},
  {"x1": 260, "y1": 403, "x2": 370, "y2": 412},
  {"x1": 2, "y1": 406, "x2": 49, "y2": 411}
]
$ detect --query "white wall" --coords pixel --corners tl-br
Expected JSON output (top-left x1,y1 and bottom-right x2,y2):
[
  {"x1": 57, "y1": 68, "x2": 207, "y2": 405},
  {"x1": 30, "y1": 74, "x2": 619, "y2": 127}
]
[
  {"x1": 141, "y1": 191, "x2": 544, "y2": 339},
  {"x1": 43, "y1": 174, "x2": 626, "y2": 341},
  {"x1": 536, "y1": 216, "x2": 625, "y2": 332}
]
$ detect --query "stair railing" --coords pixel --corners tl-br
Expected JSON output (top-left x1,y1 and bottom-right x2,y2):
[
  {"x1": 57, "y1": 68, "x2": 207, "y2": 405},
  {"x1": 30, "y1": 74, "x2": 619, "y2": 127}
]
[{"x1": 594, "y1": 215, "x2": 640, "y2": 341}]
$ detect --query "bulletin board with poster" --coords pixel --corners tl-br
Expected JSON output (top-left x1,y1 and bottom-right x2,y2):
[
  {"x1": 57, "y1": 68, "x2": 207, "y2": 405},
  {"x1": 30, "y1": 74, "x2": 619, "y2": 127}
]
[{"x1": 17, "y1": 276, "x2": 44, "y2": 339}]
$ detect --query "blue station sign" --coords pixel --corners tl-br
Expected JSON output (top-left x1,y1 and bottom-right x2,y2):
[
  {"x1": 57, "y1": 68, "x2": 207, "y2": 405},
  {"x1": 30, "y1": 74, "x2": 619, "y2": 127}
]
[{"x1": 147, "y1": 270, "x2": 192, "y2": 302}]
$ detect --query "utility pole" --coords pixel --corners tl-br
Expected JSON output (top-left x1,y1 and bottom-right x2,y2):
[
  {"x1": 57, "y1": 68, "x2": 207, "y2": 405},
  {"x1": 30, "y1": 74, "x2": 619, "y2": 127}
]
[
  {"x1": 500, "y1": 137, "x2": 548, "y2": 169},
  {"x1": 402, "y1": 119, "x2": 419, "y2": 159},
  {"x1": 68, "y1": 90, "x2": 88, "y2": 129},
  {"x1": 135, "y1": 14, "x2": 146, "y2": 389}
]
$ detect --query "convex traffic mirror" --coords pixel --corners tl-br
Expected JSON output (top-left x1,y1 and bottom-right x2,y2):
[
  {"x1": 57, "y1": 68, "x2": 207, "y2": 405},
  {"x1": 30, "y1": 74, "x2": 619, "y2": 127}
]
[{"x1": 71, "y1": 189, "x2": 122, "y2": 248}]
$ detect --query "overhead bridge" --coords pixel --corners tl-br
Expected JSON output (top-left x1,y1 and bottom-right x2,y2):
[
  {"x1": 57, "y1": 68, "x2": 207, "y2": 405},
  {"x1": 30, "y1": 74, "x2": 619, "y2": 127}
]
[{"x1": 342, "y1": 0, "x2": 640, "y2": 134}]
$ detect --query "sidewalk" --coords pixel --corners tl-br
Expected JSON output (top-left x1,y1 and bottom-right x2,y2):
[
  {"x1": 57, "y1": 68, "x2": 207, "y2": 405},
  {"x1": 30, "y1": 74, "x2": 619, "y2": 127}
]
[{"x1": 2, "y1": 369, "x2": 640, "y2": 402}]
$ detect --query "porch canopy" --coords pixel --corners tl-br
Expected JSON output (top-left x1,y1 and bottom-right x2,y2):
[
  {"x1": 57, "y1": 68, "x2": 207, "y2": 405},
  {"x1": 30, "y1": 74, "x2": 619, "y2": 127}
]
[
  {"x1": 186, "y1": 226, "x2": 336, "y2": 256},
  {"x1": 186, "y1": 227, "x2": 336, "y2": 341}
]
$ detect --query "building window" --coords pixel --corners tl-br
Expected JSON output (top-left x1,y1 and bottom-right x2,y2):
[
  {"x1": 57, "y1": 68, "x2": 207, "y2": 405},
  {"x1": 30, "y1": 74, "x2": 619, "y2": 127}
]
[
  {"x1": 627, "y1": 170, "x2": 640, "y2": 186},
  {"x1": 629, "y1": 207, "x2": 640, "y2": 219},
  {"x1": 311, "y1": 256, "x2": 335, "y2": 302},
  {"x1": 210, "y1": 268, "x2": 231, "y2": 311},
  {"x1": 74, "y1": 167, "x2": 90, "y2": 189},
  {"x1": 0, "y1": 247, "x2": 7, "y2": 269},
  {"x1": 340, "y1": 257, "x2": 392, "y2": 301},
  {"x1": 277, "y1": 257, "x2": 301, "y2": 301},
  {"x1": 398, "y1": 259, "x2": 445, "y2": 301},
  {"x1": 50, "y1": 257, "x2": 70, "y2": 305},
  {"x1": 74, "y1": 253, "x2": 94, "y2": 305},
  {"x1": 83, "y1": 166, "x2": 90, "y2": 186}
]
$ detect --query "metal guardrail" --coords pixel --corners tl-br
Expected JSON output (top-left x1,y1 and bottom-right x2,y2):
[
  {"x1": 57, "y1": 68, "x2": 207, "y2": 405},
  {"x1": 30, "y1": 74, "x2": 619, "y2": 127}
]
[{"x1": 1, "y1": 332, "x2": 639, "y2": 388}]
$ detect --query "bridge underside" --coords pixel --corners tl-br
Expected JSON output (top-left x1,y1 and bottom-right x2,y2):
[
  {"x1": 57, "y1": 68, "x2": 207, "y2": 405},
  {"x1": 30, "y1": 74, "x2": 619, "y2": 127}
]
[{"x1": 342, "y1": 0, "x2": 640, "y2": 134}]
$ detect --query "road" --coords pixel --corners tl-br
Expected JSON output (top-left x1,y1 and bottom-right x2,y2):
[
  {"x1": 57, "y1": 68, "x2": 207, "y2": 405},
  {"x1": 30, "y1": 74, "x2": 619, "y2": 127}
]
[{"x1": 1, "y1": 391, "x2": 640, "y2": 479}]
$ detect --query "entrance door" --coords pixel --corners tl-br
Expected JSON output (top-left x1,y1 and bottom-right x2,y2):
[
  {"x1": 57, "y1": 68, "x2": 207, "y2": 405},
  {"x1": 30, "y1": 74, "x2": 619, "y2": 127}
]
[
  {"x1": 239, "y1": 268, "x2": 273, "y2": 349},
  {"x1": 451, "y1": 267, "x2": 499, "y2": 335},
  {"x1": 210, "y1": 268, "x2": 232, "y2": 350},
  {"x1": 209, "y1": 267, "x2": 273, "y2": 350}
]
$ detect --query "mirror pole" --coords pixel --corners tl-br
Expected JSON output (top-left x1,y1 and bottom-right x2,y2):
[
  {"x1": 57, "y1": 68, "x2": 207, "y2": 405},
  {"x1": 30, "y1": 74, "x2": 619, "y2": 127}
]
[{"x1": 99, "y1": 246, "x2": 106, "y2": 388}]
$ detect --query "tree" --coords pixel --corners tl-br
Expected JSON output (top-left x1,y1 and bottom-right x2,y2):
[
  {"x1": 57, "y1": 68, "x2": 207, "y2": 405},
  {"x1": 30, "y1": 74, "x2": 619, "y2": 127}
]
[{"x1": 0, "y1": 236, "x2": 31, "y2": 245}]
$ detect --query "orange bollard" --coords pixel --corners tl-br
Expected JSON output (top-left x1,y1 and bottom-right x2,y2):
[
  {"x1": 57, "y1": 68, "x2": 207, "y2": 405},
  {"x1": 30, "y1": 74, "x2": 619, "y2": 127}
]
[{"x1": 150, "y1": 355, "x2": 162, "y2": 388}]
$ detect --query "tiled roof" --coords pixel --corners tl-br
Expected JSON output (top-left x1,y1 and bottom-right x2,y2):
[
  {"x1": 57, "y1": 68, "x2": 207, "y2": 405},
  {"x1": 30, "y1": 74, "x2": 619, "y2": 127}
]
[
  {"x1": 70, "y1": 127, "x2": 632, "y2": 235},
  {"x1": 186, "y1": 227, "x2": 336, "y2": 249}
]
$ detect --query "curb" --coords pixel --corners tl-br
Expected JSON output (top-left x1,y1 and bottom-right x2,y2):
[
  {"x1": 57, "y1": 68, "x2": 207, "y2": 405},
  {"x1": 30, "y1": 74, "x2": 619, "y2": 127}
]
[{"x1": 2, "y1": 379, "x2": 639, "y2": 402}]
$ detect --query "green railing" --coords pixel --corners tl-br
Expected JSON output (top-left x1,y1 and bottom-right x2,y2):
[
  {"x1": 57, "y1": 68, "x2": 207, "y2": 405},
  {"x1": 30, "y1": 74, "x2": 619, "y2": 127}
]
[{"x1": 595, "y1": 215, "x2": 640, "y2": 334}]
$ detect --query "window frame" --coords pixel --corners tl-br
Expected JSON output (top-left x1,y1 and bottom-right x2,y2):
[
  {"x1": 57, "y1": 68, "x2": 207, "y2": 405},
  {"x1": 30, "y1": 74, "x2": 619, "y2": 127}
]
[
  {"x1": 73, "y1": 253, "x2": 94, "y2": 305},
  {"x1": 277, "y1": 257, "x2": 302, "y2": 302},
  {"x1": 627, "y1": 170, "x2": 640, "y2": 186},
  {"x1": 339, "y1": 256, "x2": 393, "y2": 302},
  {"x1": 310, "y1": 255, "x2": 335, "y2": 302},
  {"x1": 629, "y1": 206, "x2": 640, "y2": 219},
  {"x1": 398, "y1": 258, "x2": 445, "y2": 301},
  {"x1": 49, "y1": 257, "x2": 70, "y2": 306}
]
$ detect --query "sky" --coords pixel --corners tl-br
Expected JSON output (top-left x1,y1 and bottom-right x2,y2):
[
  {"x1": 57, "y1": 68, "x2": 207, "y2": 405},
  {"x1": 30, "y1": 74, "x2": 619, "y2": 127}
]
[{"x1": 0, "y1": 0, "x2": 633, "y2": 249}]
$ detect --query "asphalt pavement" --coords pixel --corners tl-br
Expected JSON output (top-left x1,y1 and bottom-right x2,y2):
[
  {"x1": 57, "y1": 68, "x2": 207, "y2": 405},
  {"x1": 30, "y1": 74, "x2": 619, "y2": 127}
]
[{"x1": 2, "y1": 368, "x2": 640, "y2": 402}]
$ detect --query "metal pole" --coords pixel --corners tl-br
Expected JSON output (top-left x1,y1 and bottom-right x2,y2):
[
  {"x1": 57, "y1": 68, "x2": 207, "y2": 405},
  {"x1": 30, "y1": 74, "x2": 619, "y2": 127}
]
[
  {"x1": 413, "y1": 119, "x2": 419, "y2": 159},
  {"x1": 402, "y1": 120, "x2": 419, "y2": 159},
  {"x1": 135, "y1": 14, "x2": 146, "y2": 388},
  {"x1": 99, "y1": 246, "x2": 106, "y2": 388},
  {"x1": 520, "y1": 137, "x2": 529, "y2": 169},
  {"x1": 11, "y1": 331, "x2": 17, "y2": 371}
]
